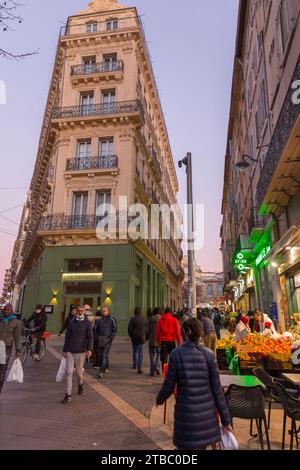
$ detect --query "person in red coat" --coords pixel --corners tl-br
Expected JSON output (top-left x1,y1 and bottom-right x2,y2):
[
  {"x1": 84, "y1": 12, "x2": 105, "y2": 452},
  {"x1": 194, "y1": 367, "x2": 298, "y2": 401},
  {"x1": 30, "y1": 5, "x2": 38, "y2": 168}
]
[{"x1": 156, "y1": 306, "x2": 182, "y2": 371}]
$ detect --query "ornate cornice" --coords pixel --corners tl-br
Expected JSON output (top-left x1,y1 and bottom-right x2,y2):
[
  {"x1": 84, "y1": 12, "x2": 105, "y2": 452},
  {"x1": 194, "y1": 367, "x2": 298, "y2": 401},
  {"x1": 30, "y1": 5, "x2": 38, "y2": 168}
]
[{"x1": 78, "y1": 0, "x2": 127, "y2": 15}]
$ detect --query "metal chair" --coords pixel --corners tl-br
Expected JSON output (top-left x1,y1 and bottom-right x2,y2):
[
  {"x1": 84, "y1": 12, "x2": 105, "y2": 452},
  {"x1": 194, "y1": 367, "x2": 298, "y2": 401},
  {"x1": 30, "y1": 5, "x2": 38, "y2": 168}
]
[
  {"x1": 274, "y1": 382, "x2": 300, "y2": 450},
  {"x1": 225, "y1": 384, "x2": 271, "y2": 450}
]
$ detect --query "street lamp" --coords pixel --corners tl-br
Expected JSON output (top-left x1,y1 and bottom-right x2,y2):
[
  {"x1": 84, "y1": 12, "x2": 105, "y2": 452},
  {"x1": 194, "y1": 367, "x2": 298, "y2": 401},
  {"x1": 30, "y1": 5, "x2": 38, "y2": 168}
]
[
  {"x1": 236, "y1": 154, "x2": 258, "y2": 170},
  {"x1": 178, "y1": 152, "x2": 196, "y2": 317}
]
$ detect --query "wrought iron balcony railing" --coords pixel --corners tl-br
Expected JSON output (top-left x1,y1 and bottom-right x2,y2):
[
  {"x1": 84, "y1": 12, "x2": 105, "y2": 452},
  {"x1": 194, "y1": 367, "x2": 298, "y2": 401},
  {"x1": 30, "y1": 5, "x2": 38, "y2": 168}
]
[
  {"x1": 66, "y1": 155, "x2": 118, "y2": 171},
  {"x1": 256, "y1": 55, "x2": 300, "y2": 210},
  {"x1": 38, "y1": 213, "x2": 135, "y2": 232},
  {"x1": 71, "y1": 60, "x2": 124, "y2": 76},
  {"x1": 52, "y1": 100, "x2": 143, "y2": 120}
]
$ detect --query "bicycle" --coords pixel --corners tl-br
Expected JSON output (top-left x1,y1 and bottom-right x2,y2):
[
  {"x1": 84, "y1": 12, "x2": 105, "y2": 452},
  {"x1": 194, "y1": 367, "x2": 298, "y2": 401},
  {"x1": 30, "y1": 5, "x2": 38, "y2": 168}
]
[{"x1": 20, "y1": 324, "x2": 50, "y2": 365}]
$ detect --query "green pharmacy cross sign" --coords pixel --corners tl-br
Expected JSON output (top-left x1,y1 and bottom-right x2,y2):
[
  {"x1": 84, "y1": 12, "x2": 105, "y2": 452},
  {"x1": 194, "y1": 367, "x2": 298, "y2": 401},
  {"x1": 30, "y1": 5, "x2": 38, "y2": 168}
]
[{"x1": 233, "y1": 252, "x2": 252, "y2": 272}]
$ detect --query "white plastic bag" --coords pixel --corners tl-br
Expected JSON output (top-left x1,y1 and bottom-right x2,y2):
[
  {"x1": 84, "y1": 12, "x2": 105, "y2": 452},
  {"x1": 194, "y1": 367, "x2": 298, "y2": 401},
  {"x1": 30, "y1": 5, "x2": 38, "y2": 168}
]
[
  {"x1": 56, "y1": 357, "x2": 67, "y2": 382},
  {"x1": 7, "y1": 358, "x2": 24, "y2": 383},
  {"x1": 219, "y1": 425, "x2": 239, "y2": 450},
  {"x1": 0, "y1": 340, "x2": 6, "y2": 365}
]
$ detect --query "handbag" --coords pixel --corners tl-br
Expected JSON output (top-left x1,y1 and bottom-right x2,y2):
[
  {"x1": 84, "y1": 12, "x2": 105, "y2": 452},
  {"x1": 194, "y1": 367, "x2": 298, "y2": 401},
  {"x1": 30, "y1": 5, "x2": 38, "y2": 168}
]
[{"x1": 219, "y1": 424, "x2": 239, "y2": 450}]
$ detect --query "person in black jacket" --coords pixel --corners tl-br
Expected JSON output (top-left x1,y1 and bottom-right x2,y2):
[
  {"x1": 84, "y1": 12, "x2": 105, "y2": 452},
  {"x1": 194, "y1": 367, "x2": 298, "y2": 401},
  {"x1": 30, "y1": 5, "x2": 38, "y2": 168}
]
[
  {"x1": 57, "y1": 307, "x2": 77, "y2": 336},
  {"x1": 128, "y1": 307, "x2": 148, "y2": 374},
  {"x1": 95, "y1": 307, "x2": 117, "y2": 379},
  {"x1": 156, "y1": 318, "x2": 232, "y2": 450},
  {"x1": 62, "y1": 306, "x2": 93, "y2": 404},
  {"x1": 26, "y1": 304, "x2": 47, "y2": 360}
]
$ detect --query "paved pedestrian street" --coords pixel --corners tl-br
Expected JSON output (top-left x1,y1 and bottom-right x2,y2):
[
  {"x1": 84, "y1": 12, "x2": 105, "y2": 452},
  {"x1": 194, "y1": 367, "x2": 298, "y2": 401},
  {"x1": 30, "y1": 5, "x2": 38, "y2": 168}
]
[{"x1": 0, "y1": 336, "x2": 296, "y2": 451}]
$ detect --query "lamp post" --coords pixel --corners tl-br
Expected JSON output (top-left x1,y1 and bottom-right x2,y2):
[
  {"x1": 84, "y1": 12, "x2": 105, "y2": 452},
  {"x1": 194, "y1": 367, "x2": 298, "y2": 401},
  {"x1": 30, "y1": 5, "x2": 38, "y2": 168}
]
[{"x1": 178, "y1": 152, "x2": 196, "y2": 316}]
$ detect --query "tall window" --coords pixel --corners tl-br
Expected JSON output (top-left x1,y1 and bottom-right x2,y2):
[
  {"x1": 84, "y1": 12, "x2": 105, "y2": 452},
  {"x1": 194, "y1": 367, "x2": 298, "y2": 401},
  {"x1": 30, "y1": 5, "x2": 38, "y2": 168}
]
[
  {"x1": 103, "y1": 53, "x2": 118, "y2": 71},
  {"x1": 86, "y1": 22, "x2": 98, "y2": 33},
  {"x1": 207, "y1": 285, "x2": 214, "y2": 297},
  {"x1": 82, "y1": 57, "x2": 96, "y2": 74},
  {"x1": 99, "y1": 139, "x2": 113, "y2": 157},
  {"x1": 101, "y1": 90, "x2": 116, "y2": 113},
  {"x1": 95, "y1": 191, "x2": 112, "y2": 217},
  {"x1": 106, "y1": 19, "x2": 118, "y2": 31},
  {"x1": 218, "y1": 284, "x2": 223, "y2": 297},
  {"x1": 72, "y1": 193, "x2": 88, "y2": 227},
  {"x1": 77, "y1": 140, "x2": 92, "y2": 159},
  {"x1": 80, "y1": 93, "x2": 94, "y2": 115},
  {"x1": 280, "y1": 0, "x2": 294, "y2": 51}
]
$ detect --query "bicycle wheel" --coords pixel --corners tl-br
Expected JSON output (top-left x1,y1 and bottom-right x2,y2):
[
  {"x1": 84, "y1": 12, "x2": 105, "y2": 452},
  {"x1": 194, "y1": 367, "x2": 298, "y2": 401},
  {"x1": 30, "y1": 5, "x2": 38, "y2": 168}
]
[
  {"x1": 35, "y1": 339, "x2": 46, "y2": 361},
  {"x1": 20, "y1": 341, "x2": 29, "y2": 365}
]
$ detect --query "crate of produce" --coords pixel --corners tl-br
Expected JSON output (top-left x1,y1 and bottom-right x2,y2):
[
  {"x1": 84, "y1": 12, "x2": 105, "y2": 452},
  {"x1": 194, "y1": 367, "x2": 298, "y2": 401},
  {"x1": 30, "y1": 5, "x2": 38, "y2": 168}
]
[{"x1": 265, "y1": 353, "x2": 293, "y2": 370}]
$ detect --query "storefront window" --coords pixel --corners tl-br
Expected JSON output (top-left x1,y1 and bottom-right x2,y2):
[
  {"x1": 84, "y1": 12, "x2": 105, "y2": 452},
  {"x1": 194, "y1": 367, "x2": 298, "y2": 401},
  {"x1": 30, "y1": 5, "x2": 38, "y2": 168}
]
[{"x1": 67, "y1": 258, "x2": 103, "y2": 273}]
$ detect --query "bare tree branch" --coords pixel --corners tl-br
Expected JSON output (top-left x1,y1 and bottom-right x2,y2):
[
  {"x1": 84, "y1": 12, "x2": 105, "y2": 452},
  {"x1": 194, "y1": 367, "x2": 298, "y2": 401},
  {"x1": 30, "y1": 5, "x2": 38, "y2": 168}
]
[{"x1": 0, "y1": 1, "x2": 38, "y2": 60}]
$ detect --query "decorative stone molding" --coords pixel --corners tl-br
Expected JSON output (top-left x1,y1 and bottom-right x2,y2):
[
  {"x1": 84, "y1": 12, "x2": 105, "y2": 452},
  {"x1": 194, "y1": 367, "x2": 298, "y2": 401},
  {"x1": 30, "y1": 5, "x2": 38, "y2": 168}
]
[
  {"x1": 119, "y1": 131, "x2": 132, "y2": 141},
  {"x1": 78, "y1": 0, "x2": 127, "y2": 15}
]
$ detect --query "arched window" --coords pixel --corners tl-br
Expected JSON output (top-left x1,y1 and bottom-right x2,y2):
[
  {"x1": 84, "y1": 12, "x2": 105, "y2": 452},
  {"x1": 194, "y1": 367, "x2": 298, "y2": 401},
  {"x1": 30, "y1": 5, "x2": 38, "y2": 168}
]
[
  {"x1": 218, "y1": 284, "x2": 223, "y2": 296},
  {"x1": 207, "y1": 284, "x2": 214, "y2": 296}
]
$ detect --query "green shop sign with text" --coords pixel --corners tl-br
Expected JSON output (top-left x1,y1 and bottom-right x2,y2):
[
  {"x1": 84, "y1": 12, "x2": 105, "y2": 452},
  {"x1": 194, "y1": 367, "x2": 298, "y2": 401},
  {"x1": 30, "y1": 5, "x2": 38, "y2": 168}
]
[{"x1": 255, "y1": 244, "x2": 272, "y2": 267}]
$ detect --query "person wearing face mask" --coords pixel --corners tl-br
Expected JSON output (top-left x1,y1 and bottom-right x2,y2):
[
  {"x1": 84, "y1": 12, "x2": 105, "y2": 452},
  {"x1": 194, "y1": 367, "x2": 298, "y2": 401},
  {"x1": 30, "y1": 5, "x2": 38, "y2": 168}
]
[
  {"x1": 0, "y1": 304, "x2": 21, "y2": 396},
  {"x1": 26, "y1": 304, "x2": 48, "y2": 360},
  {"x1": 62, "y1": 306, "x2": 93, "y2": 404}
]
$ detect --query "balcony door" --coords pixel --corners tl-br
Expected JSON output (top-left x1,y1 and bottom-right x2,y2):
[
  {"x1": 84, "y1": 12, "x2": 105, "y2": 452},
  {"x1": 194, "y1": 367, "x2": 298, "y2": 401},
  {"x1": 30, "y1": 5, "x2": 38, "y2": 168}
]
[
  {"x1": 82, "y1": 57, "x2": 96, "y2": 74},
  {"x1": 98, "y1": 139, "x2": 113, "y2": 167},
  {"x1": 76, "y1": 140, "x2": 92, "y2": 169},
  {"x1": 95, "y1": 191, "x2": 112, "y2": 221},
  {"x1": 101, "y1": 90, "x2": 115, "y2": 114},
  {"x1": 72, "y1": 192, "x2": 88, "y2": 228},
  {"x1": 81, "y1": 93, "x2": 94, "y2": 116},
  {"x1": 103, "y1": 54, "x2": 118, "y2": 71}
]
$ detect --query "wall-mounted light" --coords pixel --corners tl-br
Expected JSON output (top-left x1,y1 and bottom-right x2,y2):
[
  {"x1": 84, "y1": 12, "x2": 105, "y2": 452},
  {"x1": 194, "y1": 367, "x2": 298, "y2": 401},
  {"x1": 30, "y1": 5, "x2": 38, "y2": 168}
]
[{"x1": 271, "y1": 262, "x2": 278, "y2": 268}]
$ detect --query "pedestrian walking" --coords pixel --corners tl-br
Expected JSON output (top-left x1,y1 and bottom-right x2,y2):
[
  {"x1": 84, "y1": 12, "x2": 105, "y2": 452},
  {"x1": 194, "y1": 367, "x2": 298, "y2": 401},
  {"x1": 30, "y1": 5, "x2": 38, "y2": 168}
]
[
  {"x1": 156, "y1": 318, "x2": 232, "y2": 450},
  {"x1": 92, "y1": 310, "x2": 103, "y2": 369},
  {"x1": 156, "y1": 306, "x2": 181, "y2": 372},
  {"x1": 26, "y1": 304, "x2": 48, "y2": 360},
  {"x1": 128, "y1": 307, "x2": 148, "y2": 375},
  {"x1": 58, "y1": 307, "x2": 77, "y2": 336},
  {"x1": 197, "y1": 308, "x2": 217, "y2": 353},
  {"x1": 0, "y1": 304, "x2": 21, "y2": 396},
  {"x1": 95, "y1": 307, "x2": 117, "y2": 379},
  {"x1": 213, "y1": 308, "x2": 222, "y2": 340},
  {"x1": 62, "y1": 306, "x2": 93, "y2": 404},
  {"x1": 147, "y1": 307, "x2": 161, "y2": 376}
]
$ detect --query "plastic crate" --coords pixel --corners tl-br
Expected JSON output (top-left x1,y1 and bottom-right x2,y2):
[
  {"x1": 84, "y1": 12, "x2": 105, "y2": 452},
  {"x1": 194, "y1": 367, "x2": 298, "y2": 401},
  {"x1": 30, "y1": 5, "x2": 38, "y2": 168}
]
[{"x1": 217, "y1": 348, "x2": 229, "y2": 370}]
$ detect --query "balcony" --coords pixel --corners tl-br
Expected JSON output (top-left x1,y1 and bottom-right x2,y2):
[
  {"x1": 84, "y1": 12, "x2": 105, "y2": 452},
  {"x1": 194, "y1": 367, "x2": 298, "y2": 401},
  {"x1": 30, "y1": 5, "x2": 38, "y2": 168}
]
[
  {"x1": 66, "y1": 155, "x2": 118, "y2": 172},
  {"x1": 70, "y1": 61, "x2": 124, "y2": 85},
  {"x1": 38, "y1": 213, "x2": 135, "y2": 232},
  {"x1": 52, "y1": 100, "x2": 144, "y2": 126},
  {"x1": 256, "y1": 56, "x2": 300, "y2": 214}
]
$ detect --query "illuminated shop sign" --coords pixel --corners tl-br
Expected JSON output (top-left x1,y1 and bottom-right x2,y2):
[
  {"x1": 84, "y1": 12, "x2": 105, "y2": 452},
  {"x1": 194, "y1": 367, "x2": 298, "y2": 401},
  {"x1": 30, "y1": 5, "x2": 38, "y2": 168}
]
[
  {"x1": 62, "y1": 273, "x2": 103, "y2": 282},
  {"x1": 255, "y1": 244, "x2": 271, "y2": 267},
  {"x1": 233, "y1": 252, "x2": 252, "y2": 272}
]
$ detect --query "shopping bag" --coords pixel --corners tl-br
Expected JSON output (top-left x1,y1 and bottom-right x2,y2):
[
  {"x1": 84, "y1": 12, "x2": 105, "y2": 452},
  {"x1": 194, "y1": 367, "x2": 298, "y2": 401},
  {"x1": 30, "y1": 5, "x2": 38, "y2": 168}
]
[
  {"x1": 56, "y1": 357, "x2": 67, "y2": 382},
  {"x1": 219, "y1": 425, "x2": 239, "y2": 450},
  {"x1": 7, "y1": 358, "x2": 24, "y2": 383},
  {"x1": 0, "y1": 340, "x2": 6, "y2": 365},
  {"x1": 229, "y1": 353, "x2": 240, "y2": 375}
]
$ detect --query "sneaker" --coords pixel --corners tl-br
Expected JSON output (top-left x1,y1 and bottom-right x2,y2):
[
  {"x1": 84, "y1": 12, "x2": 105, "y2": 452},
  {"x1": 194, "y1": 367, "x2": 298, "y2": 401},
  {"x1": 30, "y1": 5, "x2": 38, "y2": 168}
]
[
  {"x1": 33, "y1": 354, "x2": 39, "y2": 360},
  {"x1": 62, "y1": 394, "x2": 71, "y2": 404},
  {"x1": 78, "y1": 384, "x2": 83, "y2": 395},
  {"x1": 98, "y1": 373, "x2": 104, "y2": 379},
  {"x1": 137, "y1": 369, "x2": 144, "y2": 375},
  {"x1": 105, "y1": 368, "x2": 109, "y2": 373},
  {"x1": 156, "y1": 369, "x2": 161, "y2": 376}
]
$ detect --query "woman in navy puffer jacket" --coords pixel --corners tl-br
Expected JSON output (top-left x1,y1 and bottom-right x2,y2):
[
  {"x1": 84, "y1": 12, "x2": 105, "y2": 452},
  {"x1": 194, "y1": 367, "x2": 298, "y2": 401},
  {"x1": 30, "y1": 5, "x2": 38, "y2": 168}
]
[{"x1": 156, "y1": 318, "x2": 232, "y2": 450}]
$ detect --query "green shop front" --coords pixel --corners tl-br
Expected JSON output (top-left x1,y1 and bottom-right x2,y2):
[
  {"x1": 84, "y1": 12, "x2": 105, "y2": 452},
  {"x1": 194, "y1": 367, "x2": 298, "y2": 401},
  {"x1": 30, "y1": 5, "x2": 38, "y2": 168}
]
[{"x1": 19, "y1": 243, "x2": 165, "y2": 334}]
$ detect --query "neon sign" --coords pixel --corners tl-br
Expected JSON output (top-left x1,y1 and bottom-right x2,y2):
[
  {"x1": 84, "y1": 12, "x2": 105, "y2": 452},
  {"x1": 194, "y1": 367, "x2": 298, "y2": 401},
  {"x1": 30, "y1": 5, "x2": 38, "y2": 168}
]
[
  {"x1": 255, "y1": 245, "x2": 271, "y2": 267},
  {"x1": 233, "y1": 252, "x2": 252, "y2": 272}
]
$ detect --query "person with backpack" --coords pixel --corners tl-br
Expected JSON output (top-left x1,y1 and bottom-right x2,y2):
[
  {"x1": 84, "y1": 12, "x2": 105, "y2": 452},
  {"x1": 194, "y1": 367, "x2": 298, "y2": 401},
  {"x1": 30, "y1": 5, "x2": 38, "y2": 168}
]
[
  {"x1": 156, "y1": 318, "x2": 232, "y2": 450},
  {"x1": 128, "y1": 307, "x2": 148, "y2": 375},
  {"x1": 147, "y1": 307, "x2": 161, "y2": 376},
  {"x1": 156, "y1": 306, "x2": 181, "y2": 371}
]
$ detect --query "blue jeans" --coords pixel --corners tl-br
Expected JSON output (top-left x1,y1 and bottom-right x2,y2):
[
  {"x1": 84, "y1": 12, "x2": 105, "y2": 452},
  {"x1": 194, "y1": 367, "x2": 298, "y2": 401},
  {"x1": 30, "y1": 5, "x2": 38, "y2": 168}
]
[
  {"x1": 132, "y1": 341, "x2": 144, "y2": 371},
  {"x1": 149, "y1": 346, "x2": 160, "y2": 375}
]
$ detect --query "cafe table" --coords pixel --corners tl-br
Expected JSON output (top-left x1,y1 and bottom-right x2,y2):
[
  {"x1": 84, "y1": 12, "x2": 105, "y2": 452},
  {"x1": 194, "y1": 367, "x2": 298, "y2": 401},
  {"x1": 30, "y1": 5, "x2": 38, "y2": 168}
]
[{"x1": 220, "y1": 373, "x2": 266, "y2": 390}]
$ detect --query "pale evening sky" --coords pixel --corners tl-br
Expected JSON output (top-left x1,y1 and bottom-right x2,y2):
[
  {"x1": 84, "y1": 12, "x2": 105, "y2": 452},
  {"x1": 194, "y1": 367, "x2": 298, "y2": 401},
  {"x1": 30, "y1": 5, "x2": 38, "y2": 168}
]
[{"x1": 0, "y1": 0, "x2": 239, "y2": 290}]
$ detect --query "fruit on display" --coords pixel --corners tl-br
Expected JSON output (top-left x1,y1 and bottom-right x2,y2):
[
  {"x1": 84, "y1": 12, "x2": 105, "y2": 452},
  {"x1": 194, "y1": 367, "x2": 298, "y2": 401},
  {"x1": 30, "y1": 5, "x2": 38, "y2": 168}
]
[
  {"x1": 238, "y1": 333, "x2": 292, "y2": 356},
  {"x1": 217, "y1": 336, "x2": 236, "y2": 349}
]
